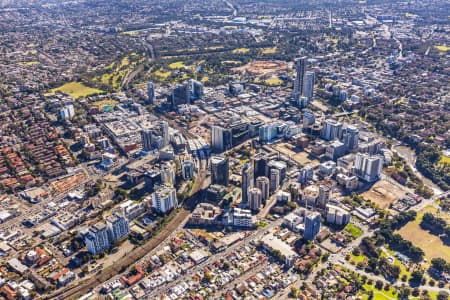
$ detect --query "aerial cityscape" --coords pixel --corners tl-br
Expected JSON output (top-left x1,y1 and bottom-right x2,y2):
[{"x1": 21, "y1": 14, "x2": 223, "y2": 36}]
[{"x1": 0, "y1": 0, "x2": 449, "y2": 299}]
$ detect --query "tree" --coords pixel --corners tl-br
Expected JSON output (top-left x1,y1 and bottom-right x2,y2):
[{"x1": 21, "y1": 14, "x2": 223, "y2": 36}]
[
  {"x1": 437, "y1": 291, "x2": 449, "y2": 300},
  {"x1": 290, "y1": 287, "x2": 299, "y2": 298},
  {"x1": 431, "y1": 258, "x2": 450, "y2": 273},
  {"x1": 409, "y1": 269, "x2": 424, "y2": 284},
  {"x1": 375, "y1": 280, "x2": 383, "y2": 290}
]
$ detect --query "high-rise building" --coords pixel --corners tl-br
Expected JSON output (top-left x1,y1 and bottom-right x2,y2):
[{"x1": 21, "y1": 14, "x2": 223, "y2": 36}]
[
  {"x1": 270, "y1": 168, "x2": 280, "y2": 193},
  {"x1": 303, "y1": 71, "x2": 315, "y2": 100},
  {"x1": 147, "y1": 82, "x2": 155, "y2": 104},
  {"x1": 158, "y1": 121, "x2": 169, "y2": 146},
  {"x1": 342, "y1": 125, "x2": 359, "y2": 151},
  {"x1": 259, "y1": 123, "x2": 279, "y2": 143},
  {"x1": 141, "y1": 129, "x2": 153, "y2": 151},
  {"x1": 293, "y1": 56, "x2": 307, "y2": 101},
  {"x1": 318, "y1": 186, "x2": 330, "y2": 208},
  {"x1": 354, "y1": 153, "x2": 383, "y2": 182},
  {"x1": 170, "y1": 83, "x2": 191, "y2": 107},
  {"x1": 254, "y1": 152, "x2": 268, "y2": 178},
  {"x1": 211, "y1": 126, "x2": 227, "y2": 152},
  {"x1": 297, "y1": 96, "x2": 309, "y2": 109},
  {"x1": 248, "y1": 187, "x2": 262, "y2": 212},
  {"x1": 151, "y1": 186, "x2": 178, "y2": 213},
  {"x1": 160, "y1": 163, "x2": 175, "y2": 186},
  {"x1": 304, "y1": 212, "x2": 321, "y2": 240},
  {"x1": 106, "y1": 212, "x2": 130, "y2": 241},
  {"x1": 302, "y1": 110, "x2": 315, "y2": 128},
  {"x1": 325, "y1": 140, "x2": 346, "y2": 161},
  {"x1": 326, "y1": 204, "x2": 350, "y2": 226},
  {"x1": 182, "y1": 159, "x2": 195, "y2": 180},
  {"x1": 256, "y1": 176, "x2": 270, "y2": 203},
  {"x1": 241, "y1": 163, "x2": 254, "y2": 205},
  {"x1": 189, "y1": 79, "x2": 204, "y2": 100},
  {"x1": 210, "y1": 156, "x2": 229, "y2": 186},
  {"x1": 60, "y1": 104, "x2": 75, "y2": 120},
  {"x1": 321, "y1": 119, "x2": 342, "y2": 141},
  {"x1": 85, "y1": 222, "x2": 110, "y2": 255},
  {"x1": 169, "y1": 80, "x2": 204, "y2": 107},
  {"x1": 298, "y1": 165, "x2": 314, "y2": 184}
]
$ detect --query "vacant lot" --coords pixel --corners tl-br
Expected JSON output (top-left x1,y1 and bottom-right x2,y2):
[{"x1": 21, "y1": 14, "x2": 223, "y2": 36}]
[
  {"x1": 51, "y1": 82, "x2": 104, "y2": 99},
  {"x1": 168, "y1": 61, "x2": 186, "y2": 69},
  {"x1": 397, "y1": 206, "x2": 450, "y2": 262},
  {"x1": 362, "y1": 179, "x2": 405, "y2": 209},
  {"x1": 232, "y1": 47, "x2": 250, "y2": 54},
  {"x1": 232, "y1": 60, "x2": 288, "y2": 77}
]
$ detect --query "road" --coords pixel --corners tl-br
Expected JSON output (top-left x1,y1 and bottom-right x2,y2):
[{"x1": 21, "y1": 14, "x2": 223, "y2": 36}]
[
  {"x1": 143, "y1": 218, "x2": 284, "y2": 298},
  {"x1": 48, "y1": 170, "x2": 207, "y2": 300}
]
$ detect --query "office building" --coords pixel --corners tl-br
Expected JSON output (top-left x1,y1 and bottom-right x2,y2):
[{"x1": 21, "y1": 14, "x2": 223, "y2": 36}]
[
  {"x1": 210, "y1": 156, "x2": 229, "y2": 186},
  {"x1": 248, "y1": 188, "x2": 262, "y2": 212},
  {"x1": 304, "y1": 212, "x2": 321, "y2": 240},
  {"x1": 297, "y1": 96, "x2": 309, "y2": 109},
  {"x1": 298, "y1": 165, "x2": 314, "y2": 184},
  {"x1": 256, "y1": 176, "x2": 270, "y2": 203},
  {"x1": 231, "y1": 208, "x2": 255, "y2": 228},
  {"x1": 303, "y1": 71, "x2": 315, "y2": 100},
  {"x1": 106, "y1": 212, "x2": 130, "y2": 241},
  {"x1": 182, "y1": 159, "x2": 195, "y2": 180},
  {"x1": 325, "y1": 140, "x2": 346, "y2": 160},
  {"x1": 211, "y1": 125, "x2": 231, "y2": 152},
  {"x1": 321, "y1": 119, "x2": 342, "y2": 141},
  {"x1": 85, "y1": 222, "x2": 110, "y2": 255},
  {"x1": 230, "y1": 122, "x2": 250, "y2": 147},
  {"x1": 270, "y1": 168, "x2": 280, "y2": 193},
  {"x1": 254, "y1": 152, "x2": 268, "y2": 178},
  {"x1": 151, "y1": 186, "x2": 178, "y2": 213},
  {"x1": 354, "y1": 153, "x2": 383, "y2": 182},
  {"x1": 302, "y1": 110, "x2": 315, "y2": 128},
  {"x1": 141, "y1": 129, "x2": 153, "y2": 151},
  {"x1": 170, "y1": 82, "x2": 190, "y2": 107},
  {"x1": 147, "y1": 82, "x2": 155, "y2": 104},
  {"x1": 259, "y1": 124, "x2": 278, "y2": 143},
  {"x1": 241, "y1": 163, "x2": 254, "y2": 205},
  {"x1": 189, "y1": 79, "x2": 204, "y2": 100},
  {"x1": 326, "y1": 204, "x2": 350, "y2": 226},
  {"x1": 293, "y1": 56, "x2": 307, "y2": 101},
  {"x1": 342, "y1": 125, "x2": 359, "y2": 151}
]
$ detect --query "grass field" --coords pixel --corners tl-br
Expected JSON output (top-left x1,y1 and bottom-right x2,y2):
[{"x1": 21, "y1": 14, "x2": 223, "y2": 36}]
[
  {"x1": 232, "y1": 48, "x2": 250, "y2": 54},
  {"x1": 350, "y1": 253, "x2": 366, "y2": 264},
  {"x1": 264, "y1": 77, "x2": 283, "y2": 86},
  {"x1": 222, "y1": 60, "x2": 242, "y2": 65},
  {"x1": 397, "y1": 205, "x2": 450, "y2": 262},
  {"x1": 51, "y1": 82, "x2": 104, "y2": 99},
  {"x1": 168, "y1": 61, "x2": 186, "y2": 69},
  {"x1": 439, "y1": 155, "x2": 450, "y2": 165},
  {"x1": 261, "y1": 47, "x2": 277, "y2": 54},
  {"x1": 344, "y1": 223, "x2": 363, "y2": 238},
  {"x1": 20, "y1": 61, "x2": 40, "y2": 66},
  {"x1": 435, "y1": 45, "x2": 450, "y2": 52},
  {"x1": 360, "y1": 283, "x2": 397, "y2": 300}
]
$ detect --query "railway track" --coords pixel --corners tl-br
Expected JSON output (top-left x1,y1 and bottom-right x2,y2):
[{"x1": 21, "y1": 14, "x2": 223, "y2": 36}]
[{"x1": 49, "y1": 209, "x2": 190, "y2": 300}]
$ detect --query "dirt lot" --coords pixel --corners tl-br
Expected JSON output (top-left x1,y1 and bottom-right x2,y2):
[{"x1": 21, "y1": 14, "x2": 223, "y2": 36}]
[
  {"x1": 273, "y1": 143, "x2": 319, "y2": 167},
  {"x1": 232, "y1": 60, "x2": 288, "y2": 77},
  {"x1": 361, "y1": 179, "x2": 405, "y2": 209}
]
